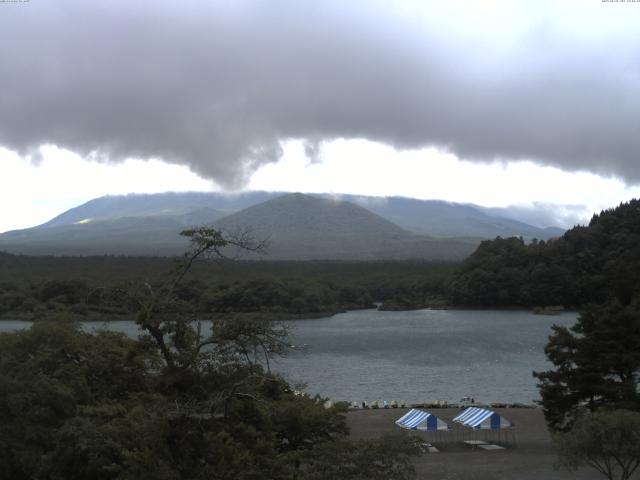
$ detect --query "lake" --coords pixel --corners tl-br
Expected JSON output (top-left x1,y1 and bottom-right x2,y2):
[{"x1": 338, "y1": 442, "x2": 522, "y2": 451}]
[
  {"x1": 276, "y1": 309, "x2": 577, "y2": 404},
  {"x1": 0, "y1": 309, "x2": 577, "y2": 404}
]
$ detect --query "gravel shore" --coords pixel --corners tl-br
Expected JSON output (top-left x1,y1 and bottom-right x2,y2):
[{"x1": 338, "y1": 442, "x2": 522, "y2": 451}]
[{"x1": 346, "y1": 407, "x2": 618, "y2": 480}]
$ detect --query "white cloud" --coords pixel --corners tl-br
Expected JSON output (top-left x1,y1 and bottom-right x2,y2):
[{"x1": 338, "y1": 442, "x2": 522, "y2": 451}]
[
  {"x1": 248, "y1": 139, "x2": 640, "y2": 225},
  {"x1": 2, "y1": 139, "x2": 640, "y2": 234},
  {"x1": 0, "y1": 146, "x2": 215, "y2": 233}
]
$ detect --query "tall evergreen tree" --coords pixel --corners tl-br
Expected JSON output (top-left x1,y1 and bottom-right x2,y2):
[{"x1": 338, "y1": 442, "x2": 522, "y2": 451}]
[{"x1": 534, "y1": 300, "x2": 640, "y2": 431}]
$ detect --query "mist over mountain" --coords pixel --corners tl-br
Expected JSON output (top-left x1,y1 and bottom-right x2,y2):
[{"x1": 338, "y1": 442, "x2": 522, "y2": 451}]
[
  {"x1": 0, "y1": 191, "x2": 565, "y2": 258},
  {"x1": 477, "y1": 204, "x2": 585, "y2": 231},
  {"x1": 38, "y1": 191, "x2": 276, "y2": 228},
  {"x1": 345, "y1": 196, "x2": 565, "y2": 239}
]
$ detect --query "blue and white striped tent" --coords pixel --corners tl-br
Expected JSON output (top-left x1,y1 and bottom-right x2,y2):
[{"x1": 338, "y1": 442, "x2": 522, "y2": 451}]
[
  {"x1": 395, "y1": 409, "x2": 450, "y2": 431},
  {"x1": 452, "y1": 407, "x2": 512, "y2": 430}
]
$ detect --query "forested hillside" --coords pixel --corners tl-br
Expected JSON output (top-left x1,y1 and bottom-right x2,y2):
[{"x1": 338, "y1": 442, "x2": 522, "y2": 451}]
[{"x1": 450, "y1": 199, "x2": 640, "y2": 307}]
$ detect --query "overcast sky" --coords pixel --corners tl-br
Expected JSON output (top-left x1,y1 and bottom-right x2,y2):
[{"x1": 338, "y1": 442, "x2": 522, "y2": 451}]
[{"x1": 1, "y1": 0, "x2": 640, "y2": 233}]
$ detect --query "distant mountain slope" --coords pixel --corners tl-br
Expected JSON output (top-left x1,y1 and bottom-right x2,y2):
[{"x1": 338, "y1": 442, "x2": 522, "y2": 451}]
[
  {"x1": 0, "y1": 190, "x2": 566, "y2": 258},
  {"x1": 30, "y1": 191, "x2": 564, "y2": 239},
  {"x1": 0, "y1": 208, "x2": 225, "y2": 256},
  {"x1": 216, "y1": 193, "x2": 408, "y2": 241},
  {"x1": 214, "y1": 193, "x2": 476, "y2": 260},
  {"x1": 39, "y1": 191, "x2": 277, "y2": 228},
  {"x1": 343, "y1": 196, "x2": 565, "y2": 239},
  {"x1": 478, "y1": 204, "x2": 576, "y2": 232},
  {"x1": 0, "y1": 193, "x2": 477, "y2": 259}
]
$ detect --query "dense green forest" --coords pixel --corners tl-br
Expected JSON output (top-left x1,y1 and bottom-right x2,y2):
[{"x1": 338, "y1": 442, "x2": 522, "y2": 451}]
[
  {"x1": 0, "y1": 253, "x2": 456, "y2": 320},
  {"x1": 450, "y1": 199, "x2": 640, "y2": 308}
]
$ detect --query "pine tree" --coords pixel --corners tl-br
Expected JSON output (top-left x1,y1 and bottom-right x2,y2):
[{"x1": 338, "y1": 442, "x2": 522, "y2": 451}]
[{"x1": 534, "y1": 300, "x2": 640, "y2": 431}]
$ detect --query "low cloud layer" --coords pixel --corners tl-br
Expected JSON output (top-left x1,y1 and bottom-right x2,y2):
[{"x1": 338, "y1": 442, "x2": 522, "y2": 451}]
[{"x1": 1, "y1": 0, "x2": 639, "y2": 187}]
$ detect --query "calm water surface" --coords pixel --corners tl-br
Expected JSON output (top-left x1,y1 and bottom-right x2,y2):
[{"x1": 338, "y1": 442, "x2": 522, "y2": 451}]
[
  {"x1": 0, "y1": 309, "x2": 576, "y2": 404},
  {"x1": 276, "y1": 309, "x2": 577, "y2": 404}
]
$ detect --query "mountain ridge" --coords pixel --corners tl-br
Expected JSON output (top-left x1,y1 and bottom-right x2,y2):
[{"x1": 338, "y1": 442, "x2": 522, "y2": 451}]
[
  {"x1": 0, "y1": 191, "x2": 566, "y2": 259},
  {"x1": 24, "y1": 191, "x2": 565, "y2": 236},
  {"x1": 209, "y1": 193, "x2": 477, "y2": 260}
]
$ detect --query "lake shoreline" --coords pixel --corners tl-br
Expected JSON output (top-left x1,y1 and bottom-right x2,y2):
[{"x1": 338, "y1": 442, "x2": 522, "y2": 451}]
[
  {"x1": 0, "y1": 309, "x2": 347, "y2": 323},
  {"x1": 0, "y1": 304, "x2": 579, "y2": 322}
]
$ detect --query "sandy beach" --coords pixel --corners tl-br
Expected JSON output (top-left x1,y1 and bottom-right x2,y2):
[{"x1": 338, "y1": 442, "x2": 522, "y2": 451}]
[{"x1": 346, "y1": 407, "x2": 623, "y2": 480}]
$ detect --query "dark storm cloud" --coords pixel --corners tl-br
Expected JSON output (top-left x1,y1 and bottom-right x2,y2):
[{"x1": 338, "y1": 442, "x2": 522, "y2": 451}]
[{"x1": 1, "y1": 0, "x2": 639, "y2": 186}]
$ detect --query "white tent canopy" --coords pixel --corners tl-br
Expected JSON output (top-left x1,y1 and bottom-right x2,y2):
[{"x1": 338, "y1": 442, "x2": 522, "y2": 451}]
[
  {"x1": 452, "y1": 407, "x2": 513, "y2": 430},
  {"x1": 395, "y1": 409, "x2": 450, "y2": 431}
]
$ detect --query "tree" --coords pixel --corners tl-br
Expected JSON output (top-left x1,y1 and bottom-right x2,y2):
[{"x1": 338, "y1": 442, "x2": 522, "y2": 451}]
[
  {"x1": 534, "y1": 300, "x2": 640, "y2": 431},
  {"x1": 128, "y1": 226, "x2": 269, "y2": 375},
  {"x1": 0, "y1": 321, "x2": 155, "y2": 480},
  {"x1": 556, "y1": 409, "x2": 640, "y2": 480}
]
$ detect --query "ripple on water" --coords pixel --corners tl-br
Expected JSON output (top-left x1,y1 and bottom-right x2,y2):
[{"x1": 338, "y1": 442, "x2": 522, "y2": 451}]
[{"x1": 274, "y1": 309, "x2": 577, "y2": 403}]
